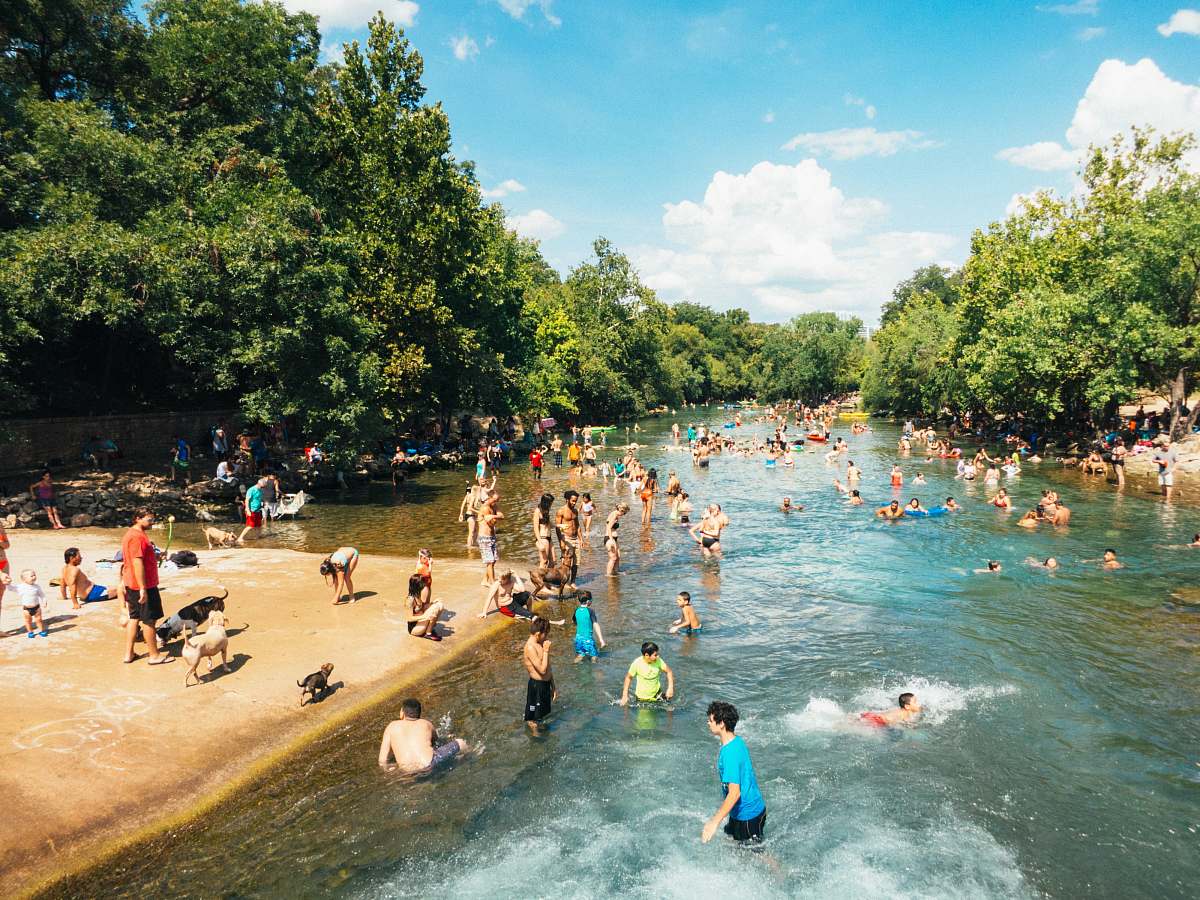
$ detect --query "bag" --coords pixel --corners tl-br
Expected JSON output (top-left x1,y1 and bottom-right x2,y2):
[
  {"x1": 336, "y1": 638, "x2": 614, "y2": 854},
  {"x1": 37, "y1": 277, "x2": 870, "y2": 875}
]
[{"x1": 170, "y1": 550, "x2": 199, "y2": 568}]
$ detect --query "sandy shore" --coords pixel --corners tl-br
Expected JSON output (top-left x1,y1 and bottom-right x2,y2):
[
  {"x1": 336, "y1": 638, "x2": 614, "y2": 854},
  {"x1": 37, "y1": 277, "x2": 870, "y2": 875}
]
[{"x1": 0, "y1": 529, "x2": 516, "y2": 897}]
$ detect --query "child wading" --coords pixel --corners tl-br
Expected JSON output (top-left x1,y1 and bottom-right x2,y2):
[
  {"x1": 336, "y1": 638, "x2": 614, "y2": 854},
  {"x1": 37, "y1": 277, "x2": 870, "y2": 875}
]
[
  {"x1": 619, "y1": 641, "x2": 674, "y2": 705},
  {"x1": 573, "y1": 593, "x2": 605, "y2": 661}
]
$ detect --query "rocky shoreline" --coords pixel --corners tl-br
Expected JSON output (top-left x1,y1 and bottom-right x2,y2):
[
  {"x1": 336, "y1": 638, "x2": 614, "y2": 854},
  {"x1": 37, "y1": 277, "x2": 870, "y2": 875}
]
[{"x1": 0, "y1": 450, "x2": 466, "y2": 530}]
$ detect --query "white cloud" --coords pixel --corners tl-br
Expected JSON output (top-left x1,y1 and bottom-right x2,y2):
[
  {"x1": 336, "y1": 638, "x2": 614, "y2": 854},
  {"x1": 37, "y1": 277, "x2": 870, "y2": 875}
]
[
  {"x1": 844, "y1": 94, "x2": 876, "y2": 120},
  {"x1": 633, "y1": 159, "x2": 956, "y2": 323},
  {"x1": 281, "y1": 0, "x2": 418, "y2": 29},
  {"x1": 481, "y1": 178, "x2": 526, "y2": 199},
  {"x1": 1078, "y1": 26, "x2": 1106, "y2": 40},
  {"x1": 995, "y1": 141, "x2": 1078, "y2": 171},
  {"x1": 1005, "y1": 186, "x2": 1054, "y2": 217},
  {"x1": 997, "y1": 58, "x2": 1200, "y2": 172},
  {"x1": 496, "y1": 0, "x2": 561, "y2": 27},
  {"x1": 450, "y1": 34, "x2": 479, "y2": 61},
  {"x1": 763, "y1": 110, "x2": 776, "y2": 123},
  {"x1": 1037, "y1": 0, "x2": 1099, "y2": 15},
  {"x1": 782, "y1": 127, "x2": 940, "y2": 160},
  {"x1": 508, "y1": 209, "x2": 565, "y2": 240},
  {"x1": 1158, "y1": 9, "x2": 1200, "y2": 37}
]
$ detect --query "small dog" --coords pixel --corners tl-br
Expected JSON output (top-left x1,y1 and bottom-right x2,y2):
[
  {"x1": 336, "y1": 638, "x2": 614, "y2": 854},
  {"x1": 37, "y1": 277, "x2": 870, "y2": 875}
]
[
  {"x1": 157, "y1": 588, "x2": 228, "y2": 648},
  {"x1": 182, "y1": 610, "x2": 230, "y2": 687},
  {"x1": 298, "y1": 663, "x2": 335, "y2": 706},
  {"x1": 204, "y1": 527, "x2": 238, "y2": 549}
]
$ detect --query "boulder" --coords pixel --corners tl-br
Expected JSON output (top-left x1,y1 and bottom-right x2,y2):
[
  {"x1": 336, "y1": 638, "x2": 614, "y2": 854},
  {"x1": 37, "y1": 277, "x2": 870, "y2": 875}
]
[{"x1": 70, "y1": 513, "x2": 94, "y2": 528}]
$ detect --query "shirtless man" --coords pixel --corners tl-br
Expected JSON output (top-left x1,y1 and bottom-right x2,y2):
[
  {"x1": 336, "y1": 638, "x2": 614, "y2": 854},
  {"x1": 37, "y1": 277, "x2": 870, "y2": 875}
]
[
  {"x1": 876, "y1": 500, "x2": 904, "y2": 519},
  {"x1": 1101, "y1": 549, "x2": 1123, "y2": 570},
  {"x1": 378, "y1": 698, "x2": 467, "y2": 773},
  {"x1": 846, "y1": 460, "x2": 861, "y2": 483},
  {"x1": 859, "y1": 692, "x2": 922, "y2": 728},
  {"x1": 60, "y1": 547, "x2": 117, "y2": 609},
  {"x1": 523, "y1": 617, "x2": 557, "y2": 733},
  {"x1": 477, "y1": 492, "x2": 504, "y2": 585},
  {"x1": 555, "y1": 491, "x2": 580, "y2": 584},
  {"x1": 1050, "y1": 503, "x2": 1071, "y2": 526},
  {"x1": 551, "y1": 435, "x2": 564, "y2": 468}
]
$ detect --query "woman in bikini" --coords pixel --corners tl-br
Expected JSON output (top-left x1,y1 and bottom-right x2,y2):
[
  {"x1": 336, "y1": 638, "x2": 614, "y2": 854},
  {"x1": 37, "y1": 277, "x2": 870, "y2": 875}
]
[
  {"x1": 580, "y1": 493, "x2": 595, "y2": 544},
  {"x1": 532, "y1": 493, "x2": 555, "y2": 567},
  {"x1": 605, "y1": 503, "x2": 629, "y2": 576},
  {"x1": 405, "y1": 574, "x2": 443, "y2": 640},
  {"x1": 320, "y1": 546, "x2": 359, "y2": 605},
  {"x1": 640, "y1": 469, "x2": 658, "y2": 524},
  {"x1": 690, "y1": 505, "x2": 725, "y2": 558}
]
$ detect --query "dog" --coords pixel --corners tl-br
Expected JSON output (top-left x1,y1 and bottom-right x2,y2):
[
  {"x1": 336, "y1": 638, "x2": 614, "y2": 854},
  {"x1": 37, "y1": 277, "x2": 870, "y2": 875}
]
[
  {"x1": 182, "y1": 610, "x2": 230, "y2": 687},
  {"x1": 156, "y1": 588, "x2": 228, "y2": 648},
  {"x1": 298, "y1": 663, "x2": 335, "y2": 706},
  {"x1": 204, "y1": 527, "x2": 238, "y2": 549}
]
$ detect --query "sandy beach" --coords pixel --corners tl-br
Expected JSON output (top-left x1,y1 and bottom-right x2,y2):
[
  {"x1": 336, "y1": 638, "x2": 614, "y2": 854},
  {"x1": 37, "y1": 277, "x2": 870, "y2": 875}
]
[{"x1": 0, "y1": 528, "x2": 513, "y2": 897}]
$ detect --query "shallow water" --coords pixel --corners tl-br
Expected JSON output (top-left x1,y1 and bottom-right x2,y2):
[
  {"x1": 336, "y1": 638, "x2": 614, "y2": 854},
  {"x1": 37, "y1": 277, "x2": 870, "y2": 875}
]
[{"x1": 54, "y1": 412, "x2": 1200, "y2": 899}]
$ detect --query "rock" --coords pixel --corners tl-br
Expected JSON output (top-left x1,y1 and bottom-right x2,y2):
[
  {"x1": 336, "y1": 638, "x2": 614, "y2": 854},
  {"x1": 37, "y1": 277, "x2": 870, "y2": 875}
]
[
  {"x1": 63, "y1": 494, "x2": 81, "y2": 509},
  {"x1": 70, "y1": 513, "x2": 94, "y2": 528}
]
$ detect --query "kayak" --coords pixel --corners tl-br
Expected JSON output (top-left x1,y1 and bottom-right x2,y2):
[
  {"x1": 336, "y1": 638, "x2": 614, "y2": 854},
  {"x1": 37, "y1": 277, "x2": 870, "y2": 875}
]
[{"x1": 839, "y1": 412, "x2": 870, "y2": 419}]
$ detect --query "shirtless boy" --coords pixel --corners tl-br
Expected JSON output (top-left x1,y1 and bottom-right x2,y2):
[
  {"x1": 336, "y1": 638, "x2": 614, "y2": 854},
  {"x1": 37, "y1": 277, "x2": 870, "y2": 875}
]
[
  {"x1": 378, "y1": 698, "x2": 467, "y2": 773},
  {"x1": 859, "y1": 692, "x2": 922, "y2": 727},
  {"x1": 523, "y1": 617, "x2": 557, "y2": 732},
  {"x1": 60, "y1": 547, "x2": 117, "y2": 609}
]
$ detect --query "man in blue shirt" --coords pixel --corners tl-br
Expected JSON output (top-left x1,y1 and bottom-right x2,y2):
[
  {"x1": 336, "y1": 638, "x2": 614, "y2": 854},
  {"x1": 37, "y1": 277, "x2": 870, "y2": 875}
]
[{"x1": 702, "y1": 700, "x2": 766, "y2": 843}]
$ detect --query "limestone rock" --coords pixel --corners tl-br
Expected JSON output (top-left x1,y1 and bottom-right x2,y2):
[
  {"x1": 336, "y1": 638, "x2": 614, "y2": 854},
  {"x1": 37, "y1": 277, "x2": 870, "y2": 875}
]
[{"x1": 70, "y1": 513, "x2": 94, "y2": 528}]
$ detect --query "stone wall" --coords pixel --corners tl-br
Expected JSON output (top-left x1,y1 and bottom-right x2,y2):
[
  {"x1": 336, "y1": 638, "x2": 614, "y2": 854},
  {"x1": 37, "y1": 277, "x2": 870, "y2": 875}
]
[{"x1": 0, "y1": 409, "x2": 237, "y2": 475}]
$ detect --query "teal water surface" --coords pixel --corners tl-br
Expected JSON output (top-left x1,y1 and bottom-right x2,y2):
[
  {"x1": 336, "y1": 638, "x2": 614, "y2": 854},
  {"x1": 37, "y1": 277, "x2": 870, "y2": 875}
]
[{"x1": 55, "y1": 412, "x2": 1200, "y2": 899}]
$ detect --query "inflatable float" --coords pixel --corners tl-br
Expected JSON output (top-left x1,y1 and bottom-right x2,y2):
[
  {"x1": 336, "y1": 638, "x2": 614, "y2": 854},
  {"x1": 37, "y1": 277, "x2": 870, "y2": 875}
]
[
  {"x1": 904, "y1": 506, "x2": 949, "y2": 517},
  {"x1": 807, "y1": 434, "x2": 827, "y2": 443}
]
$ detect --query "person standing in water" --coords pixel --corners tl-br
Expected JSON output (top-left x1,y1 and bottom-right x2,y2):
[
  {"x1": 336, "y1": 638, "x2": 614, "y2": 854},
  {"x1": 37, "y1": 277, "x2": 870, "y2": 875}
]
[
  {"x1": 378, "y1": 698, "x2": 468, "y2": 773},
  {"x1": 478, "y1": 491, "x2": 504, "y2": 586},
  {"x1": 605, "y1": 502, "x2": 629, "y2": 576},
  {"x1": 459, "y1": 483, "x2": 479, "y2": 548},
  {"x1": 523, "y1": 616, "x2": 556, "y2": 732},
  {"x1": 532, "y1": 493, "x2": 556, "y2": 567},
  {"x1": 701, "y1": 701, "x2": 766, "y2": 844},
  {"x1": 668, "y1": 591, "x2": 702, "y2": 635},
  {"x1": 619, "y1": 641, "x2": 674, "y2": 705}
]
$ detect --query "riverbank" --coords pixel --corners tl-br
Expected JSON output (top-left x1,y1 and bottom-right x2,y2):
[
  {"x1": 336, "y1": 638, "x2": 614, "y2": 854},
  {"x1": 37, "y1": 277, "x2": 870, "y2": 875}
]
[{"x1": 0, "y1": 529, "x2": 518, "y2": 898}]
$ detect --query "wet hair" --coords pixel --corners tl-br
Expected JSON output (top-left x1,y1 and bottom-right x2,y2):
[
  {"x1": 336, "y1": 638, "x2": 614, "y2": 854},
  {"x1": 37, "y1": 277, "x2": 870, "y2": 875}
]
[
  {"x1": 678, "y1": 591, "x2": 691, "y2": 604},
  {"x1": 407, "y1": 574, "x2": 424, "y2": 598},
  {"x1": 987, "y1": 560, "x2": 1000, "y2": 571},
  {"x1": 577, "y1": 590, "x2": 592, "y2": 604},
  {"x1": 401, "y1": 698, "x2": 422, "y2": 719},
  {"x1": 564, "y1": 490, "x2": 579, "y2": 501},
  {"x1": 64, "y1": 547, "x2": 80, "y2": 563},
  {"x1": 946, "y1": 497, "x2": 954, "y2": 503},
  {"x1": 851, "y1": 490, "x2": 860, "y2": 498},
  {"x1": 530, "y1": 616, "x2": 550, "y2": 635},
  {"x1": 582, "y1": 492, "x2": 591, "y2": 501},
  {"x1": 320, "y1": 558, "x2": 335, "y2": 577},
  {"x1": 539, "y1": 492, "x2": 554, "y2": 510},
  {"x1": 1104, "y1": 548, "x2": 1116, "y2": 556},
  {"x1": 132, "y1": 506, "x2": 154, "y2": 522},
  {"x1": 899, "y1": 692, "x2": 916, "y2": 709},
  {"x1": 707, "y1": 700, "x2": 739, "y2": 732},
  {"x1": 641, "y1": 641, "x2": 659, "y2": 656}
]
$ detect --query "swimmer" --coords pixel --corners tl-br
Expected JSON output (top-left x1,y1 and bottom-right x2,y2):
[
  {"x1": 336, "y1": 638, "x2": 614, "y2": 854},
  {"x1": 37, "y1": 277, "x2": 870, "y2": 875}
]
[
  {"x1": 876, "y1": 500, "x2": 904, "y2": 519},
  {"x1": 859, "y1": 692, "x2": 921, "y2": 727},
  {"x1": 906, "y1": 498, "x2": 926, "y2": 514},
  {"x1": 668, "y1": 591, "x2": 702, "y2": 635},
  {"x1": 848, "y1": 489, "x2": 863, "y2": 506},
  {"x1": 378, "y1": 698, "x2": 468, "y2": 773},
  {"x1": 944, "y1": 497, "x2": 959, "y2": 511},
  {"x1": 833, "y1": 478, "x2": 850, "y2": 494},
  {"x1": 890, "y1": 465, "x2": 903, "y2": 488},
  {"x1": 1017, "y1": 510, "x2": 1040, "y2": 528},
  {"x1": 991, "y1": 488, "x2": 1011, "y2": 509},
  {"x1": 974, "y1": 560, "x2": 1002, "y2": 574},
  {"x1": 1028, "y1": 556, "x2": 1059, "y2": 570},
  {"x1": 1101, "y1": 548, "x2": 1123, "y2": 570},
  {"x1": 1192, "y1": 533, "x2": 1200, "y2": 548},
  {"x1": 846, "y1": 460, "x2": 861, "y2": 482},
  {"x1": 780, "y1": 496, "x2": 803, "y2": 512},
  {"x1": 912, "y1": 473, "x2": 926, "y2": 485},
  {"x1": 619, "y1": 641, "x2": 675, "y2": 705}
]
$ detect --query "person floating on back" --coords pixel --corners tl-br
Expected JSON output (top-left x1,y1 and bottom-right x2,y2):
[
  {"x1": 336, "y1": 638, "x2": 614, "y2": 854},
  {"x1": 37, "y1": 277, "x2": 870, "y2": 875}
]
[{"x1": 619, "y1": 641, "x2": 674, "y2": 705}]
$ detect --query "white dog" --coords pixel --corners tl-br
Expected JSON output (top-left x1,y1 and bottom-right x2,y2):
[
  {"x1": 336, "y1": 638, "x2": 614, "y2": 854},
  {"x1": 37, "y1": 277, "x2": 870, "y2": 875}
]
[{"x1": 182, "y1": 610, "x2": 230, "y2": 687}]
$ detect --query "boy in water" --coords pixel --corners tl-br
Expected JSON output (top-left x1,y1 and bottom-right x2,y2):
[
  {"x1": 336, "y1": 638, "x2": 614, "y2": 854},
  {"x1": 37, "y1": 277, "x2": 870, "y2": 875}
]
[
  {"x1": 573, "y1": 592, "x2": 605, "y2": 662},
  {"x1": 523, "y1": 617, "x2": 556, "y2": 732},
  {"x1": 378, "y1": 698, "x2": 468, "y2": 773},
  {"x1": 668, "y1": 591, "x2": 702, "y2": 635},
  {"x1": 702, "y1": 700, "x2": 767, "y2": 844},
  {"x1": 1102, "y1": 549, "x2": 1123, "y2": 570},
  {"x1": 619, "y1": 641, "x2": 675, "y2": 705},
  {"x1": 859, "y1": 692, "x2": 922, "y2": 727}
]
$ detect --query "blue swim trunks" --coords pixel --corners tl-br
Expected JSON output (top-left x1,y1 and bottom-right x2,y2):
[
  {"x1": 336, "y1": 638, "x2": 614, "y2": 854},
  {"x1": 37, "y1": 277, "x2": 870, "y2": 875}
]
[
  {"x1": 85, "y1": 584, "x2": 109, "y2": 602},
  {"x1": 574, "y1": 635, "x2": 598, "y2": 657}
]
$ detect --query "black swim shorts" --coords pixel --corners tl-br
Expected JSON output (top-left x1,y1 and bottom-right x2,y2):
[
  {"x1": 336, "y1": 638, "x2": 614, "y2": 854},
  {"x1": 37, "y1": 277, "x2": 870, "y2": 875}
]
[
  {"x1": 724, "y1": 809, "x2": 766, "y2": 842},
  {"x1": 524, "y1": 678, "x2": 553, "y2": 722},
  {"x1": 124, "y1": 586, "x2": 164, "y2": 623}
]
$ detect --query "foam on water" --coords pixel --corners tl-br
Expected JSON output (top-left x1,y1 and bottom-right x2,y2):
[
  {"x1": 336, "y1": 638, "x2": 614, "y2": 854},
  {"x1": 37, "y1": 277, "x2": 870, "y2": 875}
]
[{"x1": 787, "y1": 677, "x2": 1017, "y2": 732}]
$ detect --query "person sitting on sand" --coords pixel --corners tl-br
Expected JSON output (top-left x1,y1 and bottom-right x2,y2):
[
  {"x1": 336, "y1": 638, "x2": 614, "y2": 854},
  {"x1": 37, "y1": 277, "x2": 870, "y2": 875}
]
[
  {"x1": 859, "y1": 692, "x2": 921, "y2": 727},
  {"x1": 877, "y1": 500, "x2": 904, "y2": 519},
  {"x1": 668, "y1": 591, "x2": 702, "y2": 635},
  {"x1": 405, "y1": 574, "x2": 444, "y2": 640},
  {"x1": 619, "y1": 641, "x2": 675, "y2": 705},
  {"x1": 378, "y1": 698, "x2": 467, "y2": 773},
  {"x1": 1102, "y1": 549, "x2": 1123, "y2": 570},
  {"x1": 480, "y1": 570, "x2": 566, "y2": 624},
  {"x1": 60, "y1": 548, "x2": 117, "y2": 609}
]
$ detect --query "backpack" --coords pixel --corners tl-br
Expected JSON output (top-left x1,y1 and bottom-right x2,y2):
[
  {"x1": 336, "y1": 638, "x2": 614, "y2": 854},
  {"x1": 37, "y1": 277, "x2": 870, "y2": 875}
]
[{"x1": 170, "y1": 550, "x2": 199, "y2": 568}]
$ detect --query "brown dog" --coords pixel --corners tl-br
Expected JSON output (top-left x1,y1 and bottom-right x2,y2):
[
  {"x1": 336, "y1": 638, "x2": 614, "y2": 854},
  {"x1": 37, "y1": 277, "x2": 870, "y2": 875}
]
[
  {"x1": 298, "y1": 663, "x2": 335, "y2": 706},
  {"x1": 183, "y1": 611, "x2": 230, "y2": 687},
  {"x1": 204, "y1": 527, "x2": 238, "y2": 549}
]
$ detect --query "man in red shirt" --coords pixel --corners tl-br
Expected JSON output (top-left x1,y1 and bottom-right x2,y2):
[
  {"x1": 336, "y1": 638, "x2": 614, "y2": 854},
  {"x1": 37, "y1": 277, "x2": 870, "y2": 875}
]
[
  {"x1": 529, "y1": 447, "x2": 544, "y2": 481},
  {"x1": 121, "y1": 507, "x2": 170, "y2": 665}
]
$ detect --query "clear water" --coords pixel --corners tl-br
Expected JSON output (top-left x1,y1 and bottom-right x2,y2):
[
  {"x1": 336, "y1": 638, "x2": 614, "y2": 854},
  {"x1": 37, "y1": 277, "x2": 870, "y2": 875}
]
[{"x1": 52, "y1": 412, "x2": 1200, "y2": 899}]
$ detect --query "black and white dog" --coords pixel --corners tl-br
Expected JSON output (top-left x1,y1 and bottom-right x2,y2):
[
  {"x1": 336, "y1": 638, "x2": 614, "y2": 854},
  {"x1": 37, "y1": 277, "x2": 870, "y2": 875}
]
[{"x1": 156, "y1": 588, "x2": 228, "y2": 648}]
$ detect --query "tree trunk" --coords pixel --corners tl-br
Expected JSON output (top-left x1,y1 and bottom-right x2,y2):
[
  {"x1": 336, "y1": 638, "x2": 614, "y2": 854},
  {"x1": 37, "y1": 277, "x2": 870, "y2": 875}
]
[{"x1": 1168, "y1": 367, "x2": 1189, "y2": 438}]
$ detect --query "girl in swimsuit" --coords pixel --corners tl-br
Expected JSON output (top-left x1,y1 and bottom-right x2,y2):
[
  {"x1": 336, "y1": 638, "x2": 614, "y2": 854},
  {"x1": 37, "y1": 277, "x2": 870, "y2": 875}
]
[
  {"x1": 321, "y1": 546, "x2": 359, "y2": 605},
  {"x1": 640, "y1": 469, "x2": 657, "y2": 524},
  {"x1": 30, "y1": 471, "x2": 65, "y2": 529},
  {"x1": 606, "y1": 503, "x2": 629, "y2": 576},
  {"x1": 459, "y1": 485, "x2": 478, "y2": 548},
  {"x1": 406, "y1": 573, "x2": 444, "y2": 640},
  {"x1": 580, "y1": 493, "x2": 594, "y2": 543},
  {"x1": 533, "y1": 493, "x2": 555, "y2": 567}
]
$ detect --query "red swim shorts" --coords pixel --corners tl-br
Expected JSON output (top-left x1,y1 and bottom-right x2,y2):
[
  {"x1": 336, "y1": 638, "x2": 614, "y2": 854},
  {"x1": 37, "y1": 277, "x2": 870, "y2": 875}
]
[
  {"x1": 860, "y1": 712, "x2": 888, "y2": 728},
  {"x1": 245, "y1": 510, "x2": 263, "y2": 528}
]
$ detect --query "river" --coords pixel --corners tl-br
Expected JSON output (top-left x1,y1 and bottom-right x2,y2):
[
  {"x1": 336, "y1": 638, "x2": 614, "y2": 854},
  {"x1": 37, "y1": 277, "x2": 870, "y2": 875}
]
[{"x1": 51, "y1": 411, "x2": 1200, "y2": 899}]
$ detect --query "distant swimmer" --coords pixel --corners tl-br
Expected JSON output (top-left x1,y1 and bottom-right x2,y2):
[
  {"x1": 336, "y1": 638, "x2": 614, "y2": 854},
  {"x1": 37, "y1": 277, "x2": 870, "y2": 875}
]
[
  {"x1": 1102, "y1": 549, "x2": 1123, "y2": 570},
  {"x1": 974, "y1": 560, "x2": 1002, "y2": 574},
  {"x1": 781, "y1": 496, "x2": 803, "y2": 512},
  {"x1": 1192, "y1": 533, "x2": 1200, "y2": 548},
  {"x1": 833, "y1": 478, "x2": 850, "y2": 494},
  {"x1": 906, "y1": 498, "x2": 927, "y2": 514},
  {"x1": 846, "y1": 460, "x2": 861, "y2": 483},
  {"x1": 944, "y1": 497, "x2": 960, "y2": 511},
  {"x1": 859, "y1": 692, "x2": 922, "y2": 727},
  {"x1": 991, "y1": 488, "x2": 1011, "y2": 509},
  {"x1": 619, "y1": 641, "x2": 674, "y2": 705},
  {"x1": 848, "y1": 489, "x2": 863, "y2": 506},
  {"x1": 668, "y1": 591, "x2": 702, "y2": 635},
  {"x1": 912, "y1": 473, "x2": 926, "y2": 485},
  {"x1": 876, "y1": 500, "x2": 904, "y2": 519},
  {"x1": 1028, "y1": 556, "x2": 1059, "y2": 570},
  {"x1": 378, "y1": 698, "x2": 468, "y2": 773},
  {"x1": 702, "y1": 701, "x2": 767, "y2": 844},
  {"x1": 890, "y1": 465, "x2": 903, "y2": 488}
]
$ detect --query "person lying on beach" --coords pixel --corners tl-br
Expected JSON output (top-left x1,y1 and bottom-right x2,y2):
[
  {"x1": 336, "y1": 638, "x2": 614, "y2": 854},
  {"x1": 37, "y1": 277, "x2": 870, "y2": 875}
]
[
  {"x1": 378, "y1": 697, "x2": 467, "y2": 773},
  {"x1": 1102, "y1": 549, "x2": 1123, "y2": 570},
  {"x1": 479, "y1": 570, "x2": 565, "y2": 624},
  {"x1": 859, "y1": 692, "x2": 921, "y2": 727},
  {"x1": 668, "y1": 591, "x2": 702, "y2": 635},
  {"x1": 619, "y1": 641, "x2": 674, "y2": 705},
  {"x1": 60, "y1": 548, "x2": 117, "y2": 609}
]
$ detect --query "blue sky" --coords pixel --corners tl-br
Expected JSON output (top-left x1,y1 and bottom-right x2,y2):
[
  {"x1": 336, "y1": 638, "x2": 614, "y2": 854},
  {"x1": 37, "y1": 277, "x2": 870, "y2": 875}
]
[{"x1": 290, "y1": 1, "x2": 1200, "y2": 323}]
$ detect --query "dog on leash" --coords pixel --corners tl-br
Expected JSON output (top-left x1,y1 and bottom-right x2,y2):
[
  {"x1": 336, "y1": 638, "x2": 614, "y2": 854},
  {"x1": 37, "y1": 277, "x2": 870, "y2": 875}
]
[
  {"x1": 298, "y1": 663, "x2": 335, "y2": 706},
  {"x1": 183, "y1": 610, "x2": 230, "y2": 687},
  {"x1": 157, "y1": 588, "x2": 228, "y2": 648},
  {"x1": 204, "y1": 527, "x2": 239, "y2": 549}
]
